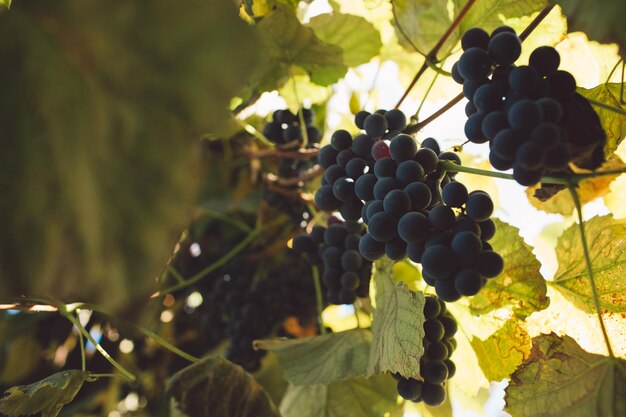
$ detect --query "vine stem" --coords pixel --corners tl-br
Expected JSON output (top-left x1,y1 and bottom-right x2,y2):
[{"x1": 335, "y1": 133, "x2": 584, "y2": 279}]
[
  {"x1": 312, "y1": 266, "x2": 326, "y2": 335},
  {"x1": 77, "y1": 317, "x2": 86, "y2": 372},
  {"x1": 566, "y1": 182, "x2": 615, "y2": 358},
  {"x1": 62, "y1": 307, "x2": 136, "y2": 381},
  {"x1": 404, "y1": 4, "x2": 555, "y2": 133},
  {"x1": 155, "y1": 217, "x2": 285, "y2": 296},
  {"x1": 395, "y1": 0, "x2": 477, "y2": 109},
  {"x1": 136, "y1": 326, "x2": 201, "y2": 363}
]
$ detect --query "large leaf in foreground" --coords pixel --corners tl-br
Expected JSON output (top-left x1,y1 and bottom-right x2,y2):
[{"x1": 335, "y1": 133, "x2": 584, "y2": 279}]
[
  {"x1": 470, "y1": 319, "x2": 531, "y2": 382},
  {"x1": 0, "y1": 370, "x2": 88, "y2": 417},
  {"x1": 469, "y1": 220, "x2": 549, "y2": 319},
  {"x1": 279, "y1": 374, "x2": 400, "y2": 417},
  {"x1": 0, "y1": 0, "x2": 258, "y2": 314},
  {"x1": 166, "y1": 356, "x2": 279, "y2": 417},
  {"x1": 505, "y1": 333, "x2": 626, "y2": 417},
  {"x1": 254, "y1": 329, "x2": 372, "y2": 385},
  {"x1": 367, "y1": 260, "x2": 425, "y2": 378},
  {"x1": 553, "y1": 215, "x2": 626, "y2": 313}
]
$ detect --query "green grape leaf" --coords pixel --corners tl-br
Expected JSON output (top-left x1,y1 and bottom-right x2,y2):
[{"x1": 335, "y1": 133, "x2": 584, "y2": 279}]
[
  {"x1": 0, "y1": 370, "x2": 89, "y2": 417},
  {"x1": 553, "y1": 215, "x2": 626, "y2": 313},
  {"x1": 470, "y1": 319, "x2": 532, "y2": 382},
  {"x1": 252, "y1": 4, "x2": 347, "y2": 91},
  {"x1": 0, "y1": 0, "x2": 259, "y2": 315},
  {"x1": 367, "y1": 260, "x2": 425, "y2": 378},
  {"x1": 307, "y1": 13, "x2": 382, "y2": 67},
  {"x1": 279, "y1": 374, "x2": 401, "y2": 417},
  {"x1": 526, "y1": 156, "x2": 626, "y2": 214},
  {"x1": 552, "y1": 0, "x2": 626, "y2": 58},
  {"x1": 505, "y1": 333, "x2": 626, "y2": 417},
  {"x1": 166, "y1": 356, "x2": 279, "y2": 417},
  {"x1": 469, "y1": 219, "x2": 549, "y2": 319},
  {"x1": 578, "y1": 83, "x2": 626, "y2": 158},
  {"x1": 390, "y1": 0, "x2": 454, "y2": 57},
  {"x1": 254, "y1": 329, "x2": 372, "y2": 385}
]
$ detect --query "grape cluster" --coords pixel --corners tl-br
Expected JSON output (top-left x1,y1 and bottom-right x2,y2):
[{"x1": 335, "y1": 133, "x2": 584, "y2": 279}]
[
  {"x1": 262, "y1": 108, "x2": 322, "y2": 225},
  {"x1": 394, "y1": 296, "x2": 457, "y2": 406},
  {"x1": 169, "y1": 220, "x2": 320, "y2": 372},
  {"x1": 453, "y1": 26, "x2": 578, "y2": 185},
  {"x1": 356, "y1": 136, "x2": 503, "y2": 301},
  {"x1": 315, "y1": 108, "x2": 408, "y2": 221},
  {"x1": 293, "y1": 219, "x2": 373, "y2": 304}
]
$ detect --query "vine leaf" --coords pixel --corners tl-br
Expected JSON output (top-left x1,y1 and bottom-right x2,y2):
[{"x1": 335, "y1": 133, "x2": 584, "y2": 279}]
[
  {"x1": 254, "y1": 329, "x2": 372, "y2": 385},
  {"x1": 0, "y1": 370, "x2": 89, "y2": 417},
  {"x1": 470, "y1": 319, "x2": 531, "y2": 382},
  {"x1": 526, "y1": 156, "x2": 626, "y2": 214},
  {"x1": 578, "y1": 83, "x2": 626, "y2": 159},
  {"x1": 367, "y1": 260, "x2": 425, "y2": 378},
  {"x1": 307, "y1": 13, "x2": 382, "y2": 67},
  {"x1": 166, "y1": 356, "x2": 279, "y2": 417},
  {"x1": 0, "y1": 0, "x2": 259, "y2": 315},
  {"x1": 457, "y1": 0, "x2": 546, "y2": 38},
  {"x1": 552, "y1": 0, "x2": 626, "y2": 58},
  {"x1": 252, "y1": 4, "x2": 347, "y2": 91},
  {"x1": 553, "y1": 215, "x2": 626, "y2": 314},
  {"x1": 279, "y1": 374, "x2": 401, "y2": 417},
  {"x1": 469, "y1": 219, "x2": 549, "y2": 319},
  {"x1": 390, "y1": 0, "x2": 453, "y2": 57},
  {"x1": 505, "y1": 333, "x2": 626, "y2": 417}
]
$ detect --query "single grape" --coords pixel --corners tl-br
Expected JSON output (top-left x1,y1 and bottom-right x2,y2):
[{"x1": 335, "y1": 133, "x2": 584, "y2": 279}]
[
  {"x1": 344, "y1": 233, "x2": 362, "y2": 250},
  {"x1": 465, "y1": 192, "x2": 494, "y2": 222},
  {"x1": 368, "y1": 212, "x2": 399, "y2": 242},
  {"x1": 355, "y1": 110, "x2": 370, "y2": 129},
  {"x1": 488, "y1": 32, "x2": 521, "y2": 65},
  {"x1": 397, "y1": 378, "x2": 423, "y2": 401},
  {"x1": 489, "y1": 151, "x2": 514, "y2": 171},
  {"x1": 458, "y1": 47, "x2": 491, "y2": 81},
  {"x1": 451, "y1": 61, "x2": 465, "y2": 84},
  {"x1": 374, "y1": 157, "x2": 397, "y2": 178},
  {"x1": 414, "y1": 148, "x2": 439, "y2": 174},
  {"x1": 428, "y1": 204, "x2": 456, "y2": 231},
  {"x1": 461, "y1": 27, "x2": 490, "y2": 51},
  {"x1": 385, "y1": 109, "x2": 407, "y2": 130},
  {"x1": 263, "y1": 121, "x2": 283, "y2": 143},
  {"x1": 282, "y1": 125, "x2": 301, "y2": 142},
  {"x1": 324, "y1": 164, "x2": 346, "y2": 184},
  {"x1": 396, "y1": 160, "x2": 425, "y2": 184},
  {"x1": 547, "y1": 70, "x2": 576, "y2": 99},
  {"x1": 385, "y1": 238, "x2": 408, "y2": 260},
  {"x1": 507, "y1": 99, "x2": 543, "y2": 130},
  {"x1": 531, "y1": 122, "x2": 561, "y2": 150},
  {"x1": 341, "y1": 250, "x2": 363, "y2": 271},
  {"x1": 444, "y1": 359, "x2": 456, "y2": 378},
  {"x1": 492, "y1": 128, "x2": 523, "y2": 160},
  {"x1": 384, "y1": 189, "x2": 412, "y2": 216},
  {"x1": 322, "y1": 246, "x2": 343, "y2": 268},
  {"x1": 516, "y1": 142, "x2": 546, "y2": 170},
  {"x1": 345, "y1": 157, "x2": 368, "y2": 179},
  {"x1": 435, "y1": 279, "x2": 462, "y2": 302},
  {"x1": 465, "y1": 112, "x2": 488, "y2": 143},
  {"x1": 421, "y1": 137, "x2": 441, "y2": 154},
  {"x1": 481, "y1": 110, "x2": 509, "y2": 140},
  {"x1": 330, "y1": 129, "x2": 352, "y2": 151},
  {"x1": 473, "y1": 250, "x2": 504, "y2": 278},
  {"x1": 340, "y1": 199, "x2": 364, "y2": 221},
  {"x1": 423, "y1": 319, "x2": 445, "y2": 342},
  {"x1": 315, "y1": 185, "x2": 341, "y2": 211},
  {"x1": 442, "y1": 181, "x2": 468, "y2": 208},
  {"x1": 398, "y1": 212, "x2": 432, "y2": 243},
  {"x1": 332, "y1": 177, "x2": 356, "y2": 202},
  {"x1": 336, "y1": 149, "x2": 355, "y2": 168},
  {"x1": 454, "y1": 216, "x2": 481, "y2": 236},
  {"x1": 439, "y1": 314, "x2": 458, "y2": 338},
  {"x1": 463, "y1": 78, "x2": 489, "y2": 100},
  {"x1": 491, "y1": 25, "x2": 516, "y2": 36},
  {"x1": 529, "y1": 45, "x2": 561, "y2": 76},
  {"x1": 424, "y1": 296, "x2": 441, "y2": 319},
  {"x1": 390, "y1": 134, "x2": 418, "y2": 162},
  {"x1": 478, "y1": 219, "x2": 496, "y2": 241},
  {"x1": 407, "y1": 242, "x2": 425, "y2": 263},
  {"x1": 426, "y1": 342, "x2": 449, "y2": 361},
  {"x1": 465, "y1": 100, "x2": 477, "y2": 116},
  {"x1": 451, "y1": 231, "x2": 482, "y2": 261},
  {"x1": 421, "y1": 360, "x2": 449, "y2": 384},
  {"x1": 508, "y1": 65, "x2": 539, "y2": 93},
  {"x1": 422, "y1": 245, "x2": 459, "y2": 280},
  {"x1": 453, "y1": 268, "x2": 483, "y2": 296},
  {"x1": 473, "y1": 84, "x2": 503, "y2": 112},
  {"x1": 421, "y1": 383, "x2": 446, "y2": 406},
  {"x1": 371, "y1": 140, "x2": 391, "y2": 160},
  {"x1": 318, "y1": 145, "x2": 338, "y2": 169},
  {"x1": 355, "y1": 174, "x2": 377, "y2": 201},
  {"x1": 340, "y1": 271, "x2": 360, "y2": 290},
  {"x1": 536, "y1": 97, "x2": 563, "y2": 123},
  {"x1": 373, "y1": 177, "x2": 401, "y2": 200},
  {"x1": 359, "y1": 233, "x2": 386, "y2": 261},
  {"x1": 363, "y1": 113, "x2": 388, "y2": 137},
  {"x1": 513, "y1": 164, "x2": 543, "y2": 186},
  {"x1": 365, "y1": 200, "x2": 385, "y2": 221},
  {"x1": 351, "y1": 134, "x2": 376, "y2": 159}
]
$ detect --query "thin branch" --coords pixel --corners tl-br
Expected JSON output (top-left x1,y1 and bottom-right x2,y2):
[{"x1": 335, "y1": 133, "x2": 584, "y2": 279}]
[
  {"x1": 587, "y1": 98, "x2": 626, "y2": 116},
  {"x1": 518, "y1": 5, "x2": 555, "y2": 41},
  {"x1": 233, "y1": 118, "x2": 274, "y2": 147},
  {"x1": 77, "y1": 316, "x2": 86, "y2": 372},
  {"x1": 566, "y1": 182, "x2": 614, "y2": 358},
  {"x1": 137, "y1": 326, "x2": 201, "y2": 363},
  {"x1": 244, "y1": 147, "x2": 319, "y2": 160},
  {"x1": 395, "y1": 0, "x2": 477, "y2": 108}
]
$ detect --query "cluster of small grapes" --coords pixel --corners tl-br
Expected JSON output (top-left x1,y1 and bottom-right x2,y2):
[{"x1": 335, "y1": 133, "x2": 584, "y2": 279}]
[
  {"x1": 452, "y1": 26, "x2": 577, "y2": 185},
  {"x1": 394, "y1": 296, "x2": 457, "y2": 406},
  {"x1": 293, "y1": 220, "x2": 373, "y2": 304},
  {"x1": 354, "y1": 135, "x2": 503, "y2": 301},
  {"x1": 170, "y1": 233, "x2": 319, "y2": 372},
  {"x1": 314, "y1": 108, "x2": 408, "y2": 221},
  {"x1": 262, "y1": 108, "x2": 322, "y2": 225}
]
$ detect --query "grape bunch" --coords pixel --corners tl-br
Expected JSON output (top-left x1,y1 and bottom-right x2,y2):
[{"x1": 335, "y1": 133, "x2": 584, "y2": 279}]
[
  {"x1": 293, "y1": 219, "x2": 373, "y2": 304},
  {"x1": 356, "y1": 136, "x2": 503, "y2": 301},
  {"x1": 315, "y1": 108, "x2": 408, "y2": 221},
  {"x1": 262, "y1": 108, "x2": 322, "y2": 224},
  {"x1": 452, "y1": 26, "x2": 579, "y2": 185},
  {"x1": 394, "y1": 296, "x2": 457, "y2": 406}
]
